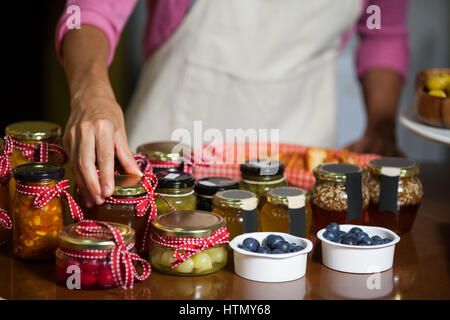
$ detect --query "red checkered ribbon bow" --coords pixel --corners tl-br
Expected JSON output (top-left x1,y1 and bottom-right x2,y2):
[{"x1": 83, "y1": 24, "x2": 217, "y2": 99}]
[
  {"x1": 11, "y1": 137, "x2": 68, "y2": 164},
  {"x1": 15, "y1": 179, "x2": 84, "y2": 221},
  {"x1": 0, "y1": 208, "x2": 12, "y2": 230},
  {"x1": 62, "y1": 220, "x2": 151, "y2": 289},
  {"x1": 104, "y1": 171, "x2": 176, "y2": 252},
  {"x1": 0, "y1": 136, "x2": 14, "y2": 185},
  {"x1": 150, "y1": 226, "x2": 229, "y2": 268}
]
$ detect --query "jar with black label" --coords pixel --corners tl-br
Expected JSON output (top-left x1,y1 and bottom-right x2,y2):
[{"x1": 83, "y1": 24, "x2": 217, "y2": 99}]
[
  {"x1": 367, "y1": 157, "x2": 423, "y2": 234},
  {"x1": 195, "y1": 177, "x2": 239, "y2": 211},
  {"x1": 155, "y1": 171, "x2": 196, "y2": 214},
  {"x1": 137, "y1": 141, "x2": 189, "y2": 173},
  {"x1": 310, "y1": 163, "x2": 369, "y2": 233},
  {"x1": 212, "y1": 189, "x2": 258, "y2": 240},
  {"x1": 260, "y1": 187, "x2": 311, "y2": 237}
]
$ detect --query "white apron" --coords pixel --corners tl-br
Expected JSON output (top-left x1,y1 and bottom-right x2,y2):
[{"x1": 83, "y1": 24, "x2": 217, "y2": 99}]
[{"x1": 125, "y1": 0, "x2": 361, "y2": 151}]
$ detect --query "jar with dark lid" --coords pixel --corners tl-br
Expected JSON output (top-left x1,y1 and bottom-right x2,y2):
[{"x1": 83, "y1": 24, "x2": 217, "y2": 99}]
[
  {"x1": 155, "y1": 171, "x2": 196, "y2": 214},
  {"x1": 310, "y1": 163, "x2": 369, "y2": 233},
  {"x1": 149, "y1": 210, "x2": 228, "y2": 275},
  {"x1": 12, "y1": 163, "x2": 65, "y2": 259},
  {"x1": 195, "y1": 177, "x2": 239, "y2": 211},
  {"x1": 212, "y1": 189, "x2": 258, "y2": 240},
  {"x1": 56, "y1": 222, "x2": 135, "y2": 289},
  {"x1": 260, "y1": 187, "x2": 312, "y2": 237},
  {"x1": 367, "y1": 157, "x2": 423, "y2": 234},
  {"x1": 84, "y1": 174, "x2": 150, "y2": 249},
  {"x1": 136, "y1": 141, "x2": 190, "y2": 173}
]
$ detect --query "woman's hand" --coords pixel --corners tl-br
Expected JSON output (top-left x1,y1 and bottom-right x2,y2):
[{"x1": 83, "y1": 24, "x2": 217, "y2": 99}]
[{"x1": 345, "y1": 125, "x2": 403, "y2": 156}]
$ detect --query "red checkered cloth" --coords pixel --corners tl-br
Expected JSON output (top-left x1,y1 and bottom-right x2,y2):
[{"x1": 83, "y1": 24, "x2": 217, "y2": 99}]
[{"x1": 193, "y1": 142, "x2": 380, "y2": 191}]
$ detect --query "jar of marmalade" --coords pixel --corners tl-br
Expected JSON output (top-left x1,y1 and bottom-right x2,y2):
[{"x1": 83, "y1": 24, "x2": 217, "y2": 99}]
[
  {"x1": 195, "y1": 177, "x2": 239, "y2": 211},
  {"x1": 137, "y1": 141, "x2": 189, "y2": 173},
  {"x1": 0, "y1": 138, "x2": 12, "y2": 246},
  {"x1": 12, "y1": 163, "x2": 65, "y2": 260},
  {"x1": 84, "y1": 174, "x2": 151, "y2": 249},
  {"x1": 155, "y1": 171, "x2": 196, "y2": 214},
  {"x1": 150, "y1": 211, "x2": 229, "y2": 276},
  {"x1": 212, "y1": 190, "x2": 258, "y2": 240},
  {"x1": 310, "y1": 163, "x2": 369, "y2": 233},
  {"x1": 367, "y1": 157, "x2": 423, "y2": 234},
  {"x1": 260, "y1": 187, "x2": 311, "y2": 237}
]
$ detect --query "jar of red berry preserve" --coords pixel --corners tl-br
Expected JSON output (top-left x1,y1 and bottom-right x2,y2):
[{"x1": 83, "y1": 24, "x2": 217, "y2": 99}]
[
  {"x1": 310, "y1": 163, "x2": 369, "y2": 233},
  {"x1": 56, "y1": 220, "x2": 151, "y2": 290},
  {"x1": 367, "y1": 157, "x2": 423, "y2": 234}
]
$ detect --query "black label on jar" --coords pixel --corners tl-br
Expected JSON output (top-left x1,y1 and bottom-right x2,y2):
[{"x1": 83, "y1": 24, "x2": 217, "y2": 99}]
[
  {"x1": 289, "y1": 207, "x2": 306, "y2": 238},
  {"x1": 345, "y1": 172, "x2": 363, "y2": 222},
  {"x1": 242, "y1": 209, "x2": 258, "y2": 234},
  {"x1": 379, "y1": 175, "x2": 399, "y2": 213}
]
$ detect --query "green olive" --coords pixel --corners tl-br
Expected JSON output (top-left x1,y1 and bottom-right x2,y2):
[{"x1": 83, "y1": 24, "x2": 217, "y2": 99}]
[
  {"x1": 206, "y1": 247, "x2": 226, "y2": 264},
  {"x1": 175, "y1": 258, "x2": 194, "y2": 273},
  {"x1": 160, "y1": 250, "x2": 175, "y2": 267},
  {"x1": 192, "y1": 252, "x2": 212, "y2": 272}
]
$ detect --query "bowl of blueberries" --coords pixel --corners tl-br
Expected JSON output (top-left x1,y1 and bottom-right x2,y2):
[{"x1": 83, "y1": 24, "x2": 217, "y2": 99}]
[
  {"x1": 317, "y1": 223, "x2": 400, "y2": 274},
  {"x1": 229, "y1": 232, "x2": 313, "y2": 282}
]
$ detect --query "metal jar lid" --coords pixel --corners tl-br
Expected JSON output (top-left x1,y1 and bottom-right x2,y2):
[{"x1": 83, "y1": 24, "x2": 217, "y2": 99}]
[
  {"x1": 6, "y1": 121, "x2": 61, "y2": 141},
  {"x1": 113, "y1": 175, "x2": 146, "y2": 196},
  {"x1": 240, "y1": 159, "x2": 284, "y2": 176},
  {"x1": 367, "y1": 157, "x2": 419, "y2": 178},
  {"x1": 313, "y1": 163, "x2": 367, "y2": 183},
  {"x1": 265, "y1": 187, "x2": 307, "y2": 209},
  {"x1": 58, "y1": 222, "x2": 135, "y2": 250},
  {"x1": 151, "y1": 210, "x2": 225, "y2": 238},
  {"x1": 212, "y1": 189, "x2": 258, "y2": 211},
  {"x1": 136, "y1": 141, "x2": 190, "y2": 162},
  {"x1": 13, "y1": 163, "x2": 65, "y2": 182},
  {"x1": 195, "y1": 177, "x2": 239, "y2": 196}
]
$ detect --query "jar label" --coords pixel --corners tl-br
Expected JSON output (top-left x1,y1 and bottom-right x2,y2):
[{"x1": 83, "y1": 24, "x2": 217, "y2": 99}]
[
  {"x1": 379, "y1": 170, "x2": 400, "y2": 213},
  {"x1": 345, "y1": 171, "x2": 363, "y2": 222},
  {"x1": 289, "y1": 207, "x2": 306, "y2": 238},
  {"x1": 242, "y1": 209, "x2": 258, "y2": 234}
]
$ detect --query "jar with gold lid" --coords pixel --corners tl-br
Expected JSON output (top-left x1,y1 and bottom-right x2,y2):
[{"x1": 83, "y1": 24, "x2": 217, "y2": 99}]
[
  {"x1": 137, "y1": 141, "x2": 189, "y2": 173},
  {"x1": 260, "y1": 186, "x2": 311, "y2": 237},
  {"x1": 56, "y1": 221, "x2": 150, "y2": 289},
  {"x1": 310, "y1": 163, "x2": 369, "y2": 233},
  {"x1": 155, "y1": 170, "x2": 196, "y2": 214},
  {"x1": 149, "y1": 210, "x2": 229, "y2": 276},
  {"x1": 367, "y1": 157, "x2": 423, "y2": 234},
  {"x1": 212, "y1": 189, "x2": 258, "y2": 240},
  {"x1": 195, "y1": 177, "x2": 239, "y2": 212}
]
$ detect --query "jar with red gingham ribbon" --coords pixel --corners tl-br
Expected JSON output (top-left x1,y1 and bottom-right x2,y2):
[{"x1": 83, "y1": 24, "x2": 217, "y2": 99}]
[
  {"x1": 0, "y1": 137, "x2": 13, "y2": 246},
  {"x1": 149, "y1": 210, "x2": 229, "y2": 276},
  {"x1": 56, "y1": 220, "x2": 151, "y2": 289},
  {"x1": 12, "y1": 163, "x2": 82, "y2": 260},
  {"x1": 136, "y1": 141, "x2": 189, "y2": 173}
]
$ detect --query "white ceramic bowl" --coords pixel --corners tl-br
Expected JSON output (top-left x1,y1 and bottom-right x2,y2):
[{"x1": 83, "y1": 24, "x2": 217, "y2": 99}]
[
  {"x1": 229, "y1": 232, "x2": 313, "y2": 282},
  {"x1": 317, "y1": 224, "x2": 400, "y2": 274}
]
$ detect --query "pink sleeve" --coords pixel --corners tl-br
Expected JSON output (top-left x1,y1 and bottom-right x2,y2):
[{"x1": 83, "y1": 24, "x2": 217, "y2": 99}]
[
  {"x1": 55, "y1": 0, "x2": 138, "y2": 66},
  {"x1": 356, "y1": 0, "x2": 410, "y2": 78}
]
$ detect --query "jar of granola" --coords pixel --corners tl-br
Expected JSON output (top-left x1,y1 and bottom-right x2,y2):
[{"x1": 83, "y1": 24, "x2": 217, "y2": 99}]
[
  {"x1": 149, "y1": 211, "x2": 229, "y2": 276},
  {"x1": 137, "y1": 141, "x2": 189, "y2": 173},
  {"x1": 155, "y1": 171, "x2": 196, "y2": 214},
  {"x1": 195, "y1": 177, "x2": 239, "y2": 212},
  {"x1": 367, "y1": 157, "x2": 423, "y2": 234},
  {"x1": 310, "y1": 163, "x2": 369, "y2": 233}
]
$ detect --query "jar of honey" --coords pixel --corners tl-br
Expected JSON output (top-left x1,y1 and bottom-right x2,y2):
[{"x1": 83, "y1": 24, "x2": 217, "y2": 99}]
[
  {"x1": 195, "y1": 177, "x2": 239, "y2": 212},
  {"x1": 137, "y1": 141, "x2": 190, "y2": 173},
  {"x1": 12, "y1": 163, "x2": 66, "y2": 260},
  {"x1": 260, "y1": 187, "x2": 311, "y2": 237},
  {"x1": 310, "y1": 163, "x2": 369, "y2": 233},
  {"x1": 155, "y1": 171, "x2": 196, "y2": 214},
  {"x1": 212, "y1": 189, "x2": 258, "y2": 240},
  {"x1": 149, "y1": 211, "x2": 229, "y2": 276},
  {"x1": 366, "y1": 157, "x2": 423, "y2": 234}
]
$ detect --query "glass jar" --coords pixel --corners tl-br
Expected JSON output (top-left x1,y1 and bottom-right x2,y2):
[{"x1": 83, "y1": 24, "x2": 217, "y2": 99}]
[
  {"x1": 310, "y1": 163, "x2": 369, "y2": 233},
  {"x1": 367, "y1": 157, "x2": 423, "y2": 234},
  {"x1": 150, "y1": 210, "x2": 228, "y2": 276},
  {"x1": 155, "y1": 170, "x2": 196, "y2": 214},
  {"x1": 84, "y1": 175, "x2": 151, "y2": 248},
  {"x1": 240, "y1": 160, "x2": 287, "y2": 208},
  {"x1": 56, "y1": 222, "x2": 136, "y2": 289},
  {"x1": 260, "y1": 187, "x2": 312, "y2": 237},
  {"x1": 212, "y1": 190, "x2": 258, "y2": 240},
  {"x1": 12, "y1": 163, "x2": 65, "y2": 260},
  {"x1": 137, "y1": 141, "x2": 189, "y2": 173},
  {"x1": 0, "y1": 138, "x2": 11, "y2": 246},
  {"x1": 195, "y1": 177, "x2": 239, "y2": 212}
]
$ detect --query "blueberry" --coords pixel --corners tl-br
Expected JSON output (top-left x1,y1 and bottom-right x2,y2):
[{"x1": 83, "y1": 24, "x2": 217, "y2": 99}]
[
  {"x1": 359, "y1": 237, "x2": 373, "y2": 246},
  {"x1": 323, "y1": 230, "x2": 337, "y2": 241},
  {"x1": 257, "y1": 246, "x2": 271, "y2": 254},
  {"x1": 354, "y1": 231, "x2": 369, "y2": 243},
  {"x1": 349, "y1": 227, "x2": 363, "y2": 234},
  {"x1": 326, "y1": 222, "x2": 340, "y2": 233},
  {"x1": 273, "y1": 241, "x2": 291, "y2": 253},
  {"x1": 338, "y1": 230, "x2": 346, "y2": 238},
  {"x1": 371, "y1": 236, "x2": 383, "y2": 245},
  {"x1": 242, "y1": 237, "x2": 260, "y2": 252},
  {"x1": 264, "y1": 235, "x2": 285, "y2": 249},
  {"x1": 342, "y1": 236, "x2": 357, "y2": 245},
  {"x1": 289, "y1": 242, "x2": 297, "y2": 250},
  {"x1": 290, "y1": 245, "x2": 304, "y2": 252},
  {"x1": 271, "y1": 249, "x2": 284, "y2": 254},
  {"x1": 382, "y1": 238, "x2": 392, "y2": 244},
  {"x1": 334, "y1": 237, "x2": 343, "y2": 244}
]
